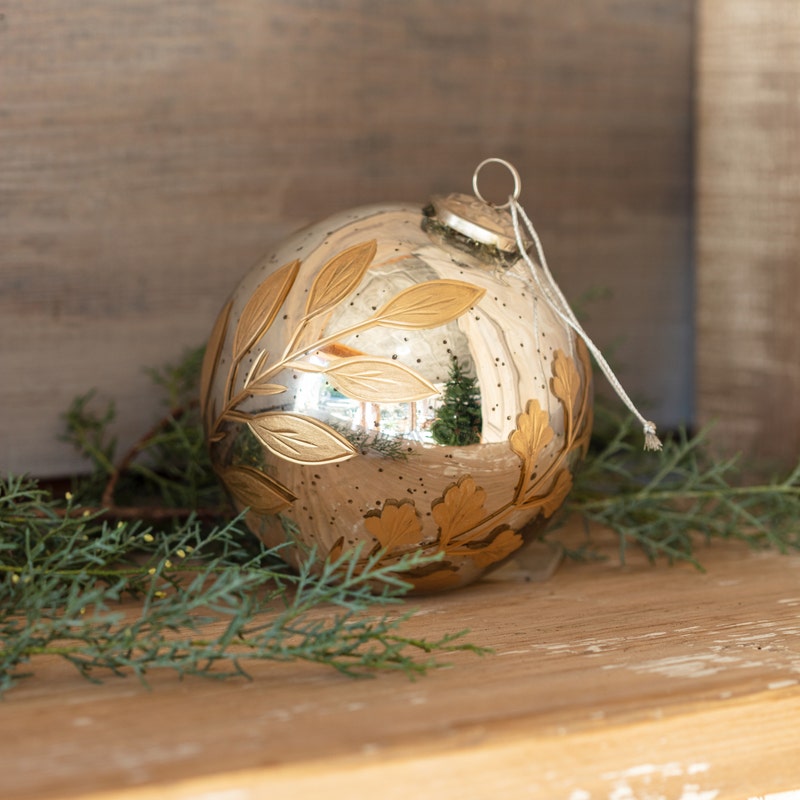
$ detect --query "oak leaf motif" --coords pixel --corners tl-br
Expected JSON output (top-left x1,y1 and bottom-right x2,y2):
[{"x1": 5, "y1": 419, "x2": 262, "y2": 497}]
[
  {"x1": 572, "y1": 339, "x2": 594, "y2": 455},
  {"x1": 432, "y1": 476, "x2": 489, "y2": 549},
  {"x1": 540, "y1": 470, "x2": 574, "y2": 518},
  {"x1": 523, "y1": 469, "x2": 574, "y2": 518},
  {"x1": 509, "y1": 399, "x2": 555, "y2": 465},
  {"x1": 551, "y1": 349, "x2": 581, "y2": 414},
  {"x1": 464, "y1": 528, "x2": 524, "y2": 568},
  {"x1": 363, "y1": 501, "x2": 423, "y2": 552}
]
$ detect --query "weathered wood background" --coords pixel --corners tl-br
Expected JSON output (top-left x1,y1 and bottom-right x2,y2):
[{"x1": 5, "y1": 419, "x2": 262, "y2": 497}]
[
  {"x1": 696, "y1": 0, "x2": 800, "y2": 468},
  {"x1": 2, "y1": 1, "x2": 694, "y2": 477}
]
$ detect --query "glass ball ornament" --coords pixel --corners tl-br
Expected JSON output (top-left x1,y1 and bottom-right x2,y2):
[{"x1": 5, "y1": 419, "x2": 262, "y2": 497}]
[{"x1": 201, "y1": 159, "x2": 593, "y2": 593}]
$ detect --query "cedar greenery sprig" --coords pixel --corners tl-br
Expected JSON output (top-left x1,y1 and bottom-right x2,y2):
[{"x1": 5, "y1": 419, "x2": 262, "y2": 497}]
[
  {"x1": 562, "y1": 406, "x2": 800, "y2": 568},
  {"x1": 0, "y1": 473, "x2": 479, "y2": 694},
  {"x1": 4, "y1": 347, "x2": 800, "y2": 696},
  {"x1": 0, "y1": 350, "x2": 485, "y2": 694}
]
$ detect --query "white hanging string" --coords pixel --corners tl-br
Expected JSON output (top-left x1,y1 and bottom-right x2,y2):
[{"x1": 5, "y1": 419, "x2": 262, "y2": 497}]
[{"x1": 509, "y1": 197, "x2": 663, "y2": 452}]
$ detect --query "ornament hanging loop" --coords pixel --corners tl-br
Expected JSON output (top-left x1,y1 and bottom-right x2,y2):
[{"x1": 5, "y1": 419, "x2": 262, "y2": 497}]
[{"x1": 472, "y1": 158, "x2": 522, "y2": 209}]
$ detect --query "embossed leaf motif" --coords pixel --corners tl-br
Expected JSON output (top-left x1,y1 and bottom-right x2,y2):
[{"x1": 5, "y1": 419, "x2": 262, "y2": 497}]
[
  {"x1": 551, "y1": 349, "x2": 581, "y2": 412},
  {"x1": 218, "y1": 465, "x2": 297, "y2": 515},
  {"x1": 364, "y1": 501, "x2": 423, "y2": 551},
  {"x1": 247, "y1": 412, "x2": 357, "y2": 465},
  {"x1": 432, "y1": 476, "x2": 489, "y2": 548},
  {"x1": 200, "y1": 297, "x2": 233, "y2": 422},
  {"x1": 539, "y1": 469, "x2": 574, "y2": 518},
  {"x1": 325, "y1": 357, "x2": 439, "y2": 403},
  {"x1": 304, "y1": 240, "x2": 377, "y2": 318},
  {"x1": 244, "y1": 376, "x2": 287, "y2": 396},
  {"x1": 232, "y1": 258, "x2": 301, "y2": 360},
  {"x1": 509, "y1": 399, "x2": 555, "y2": 464},
  {"x1": 243, "y1": 348, "x2": 271, "y2": 387},
  {"x1": 466, "y1": 528, "x2": 524, "y2": 568},
  {"x1": 571, "y1": 339, "x2": 594, "y2": 455},
  {"x1": 372, "y1": 280, "x2": 486, "y2": 330}
]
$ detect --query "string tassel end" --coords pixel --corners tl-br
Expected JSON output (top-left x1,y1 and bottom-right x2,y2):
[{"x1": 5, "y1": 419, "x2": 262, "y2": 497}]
[{"x1": 643, "y1": 421, "x2": 663, "y2": 452}]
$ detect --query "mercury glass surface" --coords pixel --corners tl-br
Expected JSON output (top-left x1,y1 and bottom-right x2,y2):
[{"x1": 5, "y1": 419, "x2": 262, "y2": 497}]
[{"x1": 201, "y1": 198, "x2": 593, "y2": 593}]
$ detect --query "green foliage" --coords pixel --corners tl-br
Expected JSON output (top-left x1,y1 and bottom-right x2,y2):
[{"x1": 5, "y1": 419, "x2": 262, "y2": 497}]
[
  {"x1": 61, "y1": 346, "x2": 223, "y2": 511},
  {"x1": 0, "y1": 474, "x2": 480, "y2": 694},
  {"x1": 0, "y1": 351, "x2": 482, "y2": 695},
  {"x1": 3, "y1": 348, "x2": 800, "y2": 696},
  {"x1": 563, "y1": 403, "x2": 800, "y2": 568},
  {"x1": 431, "y1": 356, "x2": 482, "y2": 446}
]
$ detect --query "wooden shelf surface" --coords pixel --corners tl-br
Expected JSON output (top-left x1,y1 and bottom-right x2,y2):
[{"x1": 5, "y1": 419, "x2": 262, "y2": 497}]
[{"x1": 3, "y1": 524, "x2": 800, "y2": 799}]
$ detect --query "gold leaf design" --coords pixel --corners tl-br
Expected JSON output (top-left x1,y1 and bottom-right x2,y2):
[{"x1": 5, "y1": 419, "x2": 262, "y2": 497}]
[
  {"x1": 574, "y1": 338, "x2": 594, "y2": 456},
  {"x1": 325, "y1": 357, "x2": 439, "y2": 403},
  {"x1": 232, "y1": 258, "x2": 301, "y2": 360},
  {"x1": 432, "y1": 476, "x2": 489, "y2": 548},
  {"x1": 244, "y1": 376, "x2": 287, "y2": 396},
  {"x1": 241, "y1": 346, "x2": 280, "y2": 396},
  {"x1": 509, "y1": 399, "x2": 555, "y2": 464},
  {"x1": 539, "y1": 470, "x2": 573, "y2": 518},
  {"x1": 551, "y1": 349, "x2": 581, "y2": 412},
  {"x1": 247, "y1": 412, "x2": 357, "y2": 465},
  {"x1": 304, "y1": 240, "x2": 377, "y2": 318},
  {"x1": 218, "y1": 465, "x2": 297, "y2": 515},
  {"x1": 364, "y1": 501, "x2": 423, "y2": 551},
  {"x1": 372, "y1": 280, "x2": 486, "y2": 330},
  {"x1": 200, "y1": 298, "x2": 232, "y2": 423},
  {"x1": 243, "y1": 348, "x2": 271, "y2": 388},
  {"x1": 464, "y1": 528, "x2": 523, "y2": 568}
]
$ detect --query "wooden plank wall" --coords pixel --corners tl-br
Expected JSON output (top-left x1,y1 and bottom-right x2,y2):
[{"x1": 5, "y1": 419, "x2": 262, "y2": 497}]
[
  {"x1": 696, "y1": 1, "x2": 800, "y2": 468},
  {"x1": 0, "y1": 1, "x2": 694, "y2": 478}
]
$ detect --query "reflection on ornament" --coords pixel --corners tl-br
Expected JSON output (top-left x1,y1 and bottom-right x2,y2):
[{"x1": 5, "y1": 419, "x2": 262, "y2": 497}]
[{"x1": 201, "y1": 159, "x2": 603, "y2": 593}]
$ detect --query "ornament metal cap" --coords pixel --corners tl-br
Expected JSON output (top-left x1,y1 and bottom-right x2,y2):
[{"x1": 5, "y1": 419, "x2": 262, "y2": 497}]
[{"x1": 430, "y1": 158, "x2": 527, "y2": 254}]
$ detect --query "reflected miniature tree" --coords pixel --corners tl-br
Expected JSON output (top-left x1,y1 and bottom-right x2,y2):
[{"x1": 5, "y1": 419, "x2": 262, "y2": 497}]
[{"x1": 431, "y1": 356, "x2": 482, "y2": 446}]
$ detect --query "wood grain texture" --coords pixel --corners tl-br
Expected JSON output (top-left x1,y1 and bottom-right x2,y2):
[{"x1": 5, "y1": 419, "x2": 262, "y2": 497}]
[
  {"x1": 3, "y1": 522, "x2": 800, "y2": 799},
  {"x1": 0, "y1": 1, "x2": 694, "y2": 477},
  {"x1": 696, "y1": 1, "x2": 800, "y2": 466}
]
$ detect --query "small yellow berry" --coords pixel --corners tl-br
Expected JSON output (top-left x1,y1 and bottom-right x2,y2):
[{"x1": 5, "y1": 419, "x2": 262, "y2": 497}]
[
  {"x1": 143, "y1": 533, "x2": 155, "y2": 543},
  {"x1": 176, "y1": 549, "x2": 186, "y2": 559},
  {"x1": 148, "y1": 567, "x2": 156, "y2": 575},
  {"x1": 11, "y1": 574, "x2": 20, "y2": 584},
  {"x1": 65, "y1": 491, "x2": 73, "y2": 502},
  {"x1": 164, "y1": 559, "x2": 173, "y2": 569},
  {"x1": 82, "y1": 510, "x2": 91, "y2": 518},
  {"x1": 154, "y1": 590, "x2": 167, "y2": 599}
]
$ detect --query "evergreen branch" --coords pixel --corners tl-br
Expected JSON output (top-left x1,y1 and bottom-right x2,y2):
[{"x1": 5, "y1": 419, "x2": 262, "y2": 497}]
[
  {"x1": 5, "y1": 346, "x2": 800, "y2": 697},
  {"x1": 0, "y1": 474, "x2": 481, "y2": 693},
  {"x1": 563, "y1": 411, "x2": 800, "y2": 567}
]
